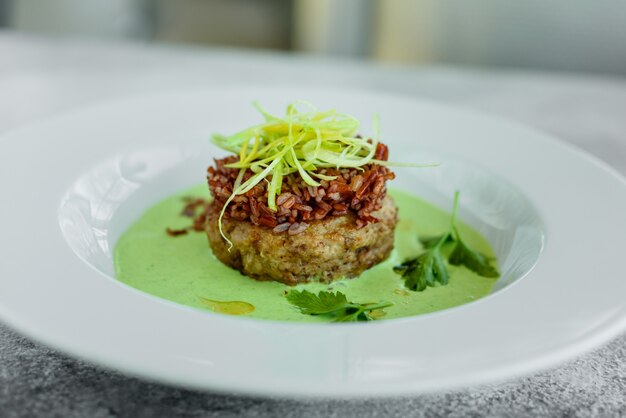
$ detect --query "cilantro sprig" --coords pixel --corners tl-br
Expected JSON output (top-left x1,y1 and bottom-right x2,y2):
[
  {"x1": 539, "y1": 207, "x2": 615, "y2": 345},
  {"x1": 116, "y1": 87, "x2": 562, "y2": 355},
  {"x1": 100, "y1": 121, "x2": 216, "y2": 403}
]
[
  {"x1": 286, "y1": 290, "x2": 393, "y2": 322},
  {"x1": 394, "y1": 192, "x2": 499, "y2": 291}
]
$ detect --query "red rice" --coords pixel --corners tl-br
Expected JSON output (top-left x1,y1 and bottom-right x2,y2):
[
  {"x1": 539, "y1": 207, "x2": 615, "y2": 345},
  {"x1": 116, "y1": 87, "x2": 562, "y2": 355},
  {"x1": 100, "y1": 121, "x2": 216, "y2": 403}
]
[{"x1": 207, "y1": 142, "x2": 395, "y2": 233}]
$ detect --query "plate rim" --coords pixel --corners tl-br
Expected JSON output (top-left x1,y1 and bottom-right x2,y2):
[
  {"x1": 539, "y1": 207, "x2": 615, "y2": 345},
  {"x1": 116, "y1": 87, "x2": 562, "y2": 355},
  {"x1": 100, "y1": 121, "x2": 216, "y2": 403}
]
[{"x1": 1, "y1": 84, "x2": 625, "y2": 397}]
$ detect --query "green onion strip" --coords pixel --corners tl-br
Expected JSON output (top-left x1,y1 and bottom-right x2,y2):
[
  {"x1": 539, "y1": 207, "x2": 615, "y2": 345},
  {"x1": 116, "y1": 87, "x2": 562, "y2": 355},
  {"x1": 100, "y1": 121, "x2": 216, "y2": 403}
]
[{"x1": 211, "y1": 101, "x2": 434, "y2": 249}]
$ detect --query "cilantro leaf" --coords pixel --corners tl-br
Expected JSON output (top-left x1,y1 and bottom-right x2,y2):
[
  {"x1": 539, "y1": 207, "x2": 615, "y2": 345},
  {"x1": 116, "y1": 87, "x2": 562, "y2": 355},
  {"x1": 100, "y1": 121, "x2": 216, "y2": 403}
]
[
  {"x1": 286, "y1": 290, "x2": 349, "y2": 315},
  {"x1": 449, "y1": 227, "x2": 500, "y2": 277},
  {"x1": 395, "y1": 233, "x2": 450, "y2": 291},
  {"x1": 286, "y1": 290, "x2": 393, "y2": 322},
  {"x1": 394, "y1": 191, "x2": 499, "y2": 292}
]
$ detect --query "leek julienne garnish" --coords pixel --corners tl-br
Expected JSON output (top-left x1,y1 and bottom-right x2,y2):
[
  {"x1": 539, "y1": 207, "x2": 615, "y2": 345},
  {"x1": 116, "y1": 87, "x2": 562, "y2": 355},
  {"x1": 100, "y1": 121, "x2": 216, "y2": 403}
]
[{"x1": 211, "y1": 101, "x2": 433, "y2": 249}]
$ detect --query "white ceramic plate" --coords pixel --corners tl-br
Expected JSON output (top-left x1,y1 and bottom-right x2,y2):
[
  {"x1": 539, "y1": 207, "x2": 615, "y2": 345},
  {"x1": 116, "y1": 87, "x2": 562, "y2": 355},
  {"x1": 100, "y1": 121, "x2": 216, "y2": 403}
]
[{"x1": 1, "y1": 86, "x2": 625, "y2": 398}]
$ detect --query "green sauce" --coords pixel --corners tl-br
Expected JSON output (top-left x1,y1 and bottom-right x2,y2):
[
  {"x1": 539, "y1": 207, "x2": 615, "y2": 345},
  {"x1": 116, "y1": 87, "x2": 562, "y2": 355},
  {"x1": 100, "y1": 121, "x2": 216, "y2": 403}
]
[{"x1": 114, "y1": 186, "x2": 497, "y2": 322}]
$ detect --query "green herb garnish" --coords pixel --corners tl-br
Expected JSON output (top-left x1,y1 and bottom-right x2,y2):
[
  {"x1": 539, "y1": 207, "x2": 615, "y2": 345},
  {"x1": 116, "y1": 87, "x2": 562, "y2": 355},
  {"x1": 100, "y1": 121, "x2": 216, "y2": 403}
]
[
  {"x1": 394, "y1": 192, "x2": 499, "y2": 291},
  {"x1": 286, "y1": 289, "x2": 393, "y2": 322},
  {"x1": 211, "y1": 101, "x2": 434, "y2": 249},
  {"x1": 449, "y1": 226, "x2": 499, "y2": 277}
]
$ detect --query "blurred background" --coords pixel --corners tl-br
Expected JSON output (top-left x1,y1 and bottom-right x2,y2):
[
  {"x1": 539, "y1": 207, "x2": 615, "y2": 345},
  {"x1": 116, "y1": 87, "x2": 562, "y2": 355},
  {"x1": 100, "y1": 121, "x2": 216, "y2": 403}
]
[{"x1": 1, "y1": 0, "x2": 626, "y2": 75}]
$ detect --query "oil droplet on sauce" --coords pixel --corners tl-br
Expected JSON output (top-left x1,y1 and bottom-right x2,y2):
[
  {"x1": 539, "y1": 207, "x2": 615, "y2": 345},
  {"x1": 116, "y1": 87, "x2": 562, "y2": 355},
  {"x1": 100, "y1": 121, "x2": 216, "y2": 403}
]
[
  {"x1": 368, "y1": 309, "x2": 387, "y2": 319},
  {"x1": 393, "y1": 288, "x2": 411, "y2": 296},
  {"x1": 199, "y1": 297, "x2": 255, "y2": 315}
]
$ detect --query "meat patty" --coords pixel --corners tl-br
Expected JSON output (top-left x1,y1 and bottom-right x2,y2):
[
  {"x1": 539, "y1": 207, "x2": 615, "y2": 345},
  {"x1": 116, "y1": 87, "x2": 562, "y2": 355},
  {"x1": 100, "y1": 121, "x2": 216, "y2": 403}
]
[{"x1": 205, "y1": 195, "x2": 398, "y2": 285}]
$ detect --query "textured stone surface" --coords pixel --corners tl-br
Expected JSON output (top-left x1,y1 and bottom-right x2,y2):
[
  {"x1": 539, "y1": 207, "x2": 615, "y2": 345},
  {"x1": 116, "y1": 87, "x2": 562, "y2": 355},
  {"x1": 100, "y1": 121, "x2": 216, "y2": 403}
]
[{"x1": 1, "y1": 325, "x2": 624, "y2": 418}]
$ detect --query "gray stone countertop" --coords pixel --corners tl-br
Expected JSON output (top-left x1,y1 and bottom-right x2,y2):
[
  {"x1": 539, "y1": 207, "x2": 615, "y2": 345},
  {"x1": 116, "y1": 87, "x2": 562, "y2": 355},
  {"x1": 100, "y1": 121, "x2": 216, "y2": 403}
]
[
  {"x1": 0, "y1": 33, "x2": 625, "y2": 417},
  {"x1": 1, "y1": 327, "x2": 624, "y2": 417}
]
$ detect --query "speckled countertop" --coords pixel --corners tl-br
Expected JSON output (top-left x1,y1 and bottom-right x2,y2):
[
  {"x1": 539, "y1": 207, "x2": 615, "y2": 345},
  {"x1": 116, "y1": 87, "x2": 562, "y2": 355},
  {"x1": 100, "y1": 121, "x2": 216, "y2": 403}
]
[{"x1": 0, "y1": 33, "x2": 625, "y2": 417}]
